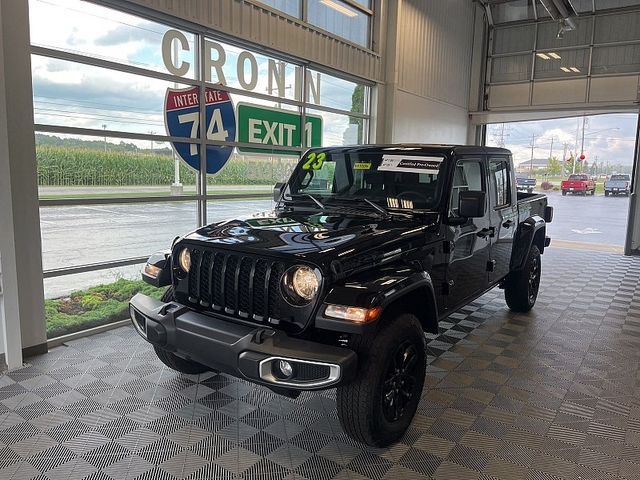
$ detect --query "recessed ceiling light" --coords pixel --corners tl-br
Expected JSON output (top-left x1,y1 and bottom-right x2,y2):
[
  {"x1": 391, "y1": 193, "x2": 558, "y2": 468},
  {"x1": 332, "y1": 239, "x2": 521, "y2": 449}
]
[
  {"x1": 570, "y1": 67, "x2": 580, "y2": 73},
  {"x1": 561, "y1": 67, "x2": 571, "y2": 72},
  {"x1": 536, "y1": 53, "x2": 550, "y2": 60},
  {"x1": 549, "y1": 52, "x2": 561, "y2": 59}
]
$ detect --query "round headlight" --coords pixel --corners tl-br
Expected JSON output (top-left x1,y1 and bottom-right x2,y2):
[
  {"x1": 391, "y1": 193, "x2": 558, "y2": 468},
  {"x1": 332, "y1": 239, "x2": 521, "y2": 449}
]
[
  {"x1": 282, "y1": 265, "x2": 320, "y2": 305},
  {"x1": 178, "y1": 248, "x2": 191, "y2": 272}
]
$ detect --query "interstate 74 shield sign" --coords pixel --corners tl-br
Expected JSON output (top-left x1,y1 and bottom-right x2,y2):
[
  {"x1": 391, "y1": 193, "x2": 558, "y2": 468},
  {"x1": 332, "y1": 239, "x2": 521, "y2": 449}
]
[{"x1": 164, "y1": 86, "x2": 236, "y2": 175}]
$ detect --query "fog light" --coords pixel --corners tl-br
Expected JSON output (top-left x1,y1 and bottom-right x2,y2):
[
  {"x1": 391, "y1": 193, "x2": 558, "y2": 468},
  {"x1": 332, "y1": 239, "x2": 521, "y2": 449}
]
[{"x1": 277, "y1": 360, "x2": 293, "y2": 379}]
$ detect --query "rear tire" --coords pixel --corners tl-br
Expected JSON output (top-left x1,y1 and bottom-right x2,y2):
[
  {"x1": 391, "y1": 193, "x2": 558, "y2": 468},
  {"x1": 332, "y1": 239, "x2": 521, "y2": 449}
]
[
  {"x1": 605, "y1": 190, "x2": 609, "y2": 196},
  {"x1": 562, "y1": 190, "x2": 567, "y2": 196},
  {"x1": 336, "y1": 314, "x2": 426, "y2": 447},
  {"x1": 153, "y1": 286, "x2": 211, "y2": 375},
  {"x1": 504, "y1": 245, "x2": 541, "y2": 313}
]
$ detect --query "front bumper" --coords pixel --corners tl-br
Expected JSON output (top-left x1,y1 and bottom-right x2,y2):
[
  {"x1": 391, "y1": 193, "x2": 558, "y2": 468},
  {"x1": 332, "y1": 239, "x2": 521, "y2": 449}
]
[{"x1": 129, "y1": 293, "x2": 357, "y2": 390}]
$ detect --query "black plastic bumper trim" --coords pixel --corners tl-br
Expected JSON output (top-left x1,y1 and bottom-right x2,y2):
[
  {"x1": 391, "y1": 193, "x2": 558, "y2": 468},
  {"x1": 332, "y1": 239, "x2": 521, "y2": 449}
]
[{"x1": 129, "y1": 293, "x2": 357, "y2": 390}]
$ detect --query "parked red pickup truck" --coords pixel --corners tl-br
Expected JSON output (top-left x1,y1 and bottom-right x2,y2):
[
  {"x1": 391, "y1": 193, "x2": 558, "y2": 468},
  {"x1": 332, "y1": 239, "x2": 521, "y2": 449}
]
[{"x1": 561, "y1": 174, "x2": 596, "y2": 196}]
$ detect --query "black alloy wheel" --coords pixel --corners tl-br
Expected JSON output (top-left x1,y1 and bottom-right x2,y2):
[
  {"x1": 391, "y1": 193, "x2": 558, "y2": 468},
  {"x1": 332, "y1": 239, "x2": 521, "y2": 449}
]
[{"x1": 382, "y1": 341, "x2": 420, "y2": 423}]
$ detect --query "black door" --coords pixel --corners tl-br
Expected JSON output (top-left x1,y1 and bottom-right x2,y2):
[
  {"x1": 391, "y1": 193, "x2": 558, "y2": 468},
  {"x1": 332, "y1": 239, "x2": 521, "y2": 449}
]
[
  {"x1": 445, "y1": 157, "x2": 491, "y2": 311},
  {"x1": 488, "y1": 157, "x2": 518, "y2": 282}
]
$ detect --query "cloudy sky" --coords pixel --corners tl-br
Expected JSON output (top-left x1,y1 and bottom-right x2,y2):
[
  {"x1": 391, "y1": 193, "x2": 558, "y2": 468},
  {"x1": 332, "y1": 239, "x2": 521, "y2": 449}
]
[
  {"x1": 28, "y1": 0, "x2": 361, "y2": 150},
  {"x1": 487, "y1": 113, "x2": 638, "y2": 167}
]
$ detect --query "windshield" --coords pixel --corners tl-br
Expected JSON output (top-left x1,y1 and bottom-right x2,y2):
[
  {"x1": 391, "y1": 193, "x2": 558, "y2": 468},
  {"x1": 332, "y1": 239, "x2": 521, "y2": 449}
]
[
  {"x1": 285, "y1": 150, "x2": 445, "y2": 211},
  {"x1": 568, "y1": 175, "x2": 589, "y2": 181}
]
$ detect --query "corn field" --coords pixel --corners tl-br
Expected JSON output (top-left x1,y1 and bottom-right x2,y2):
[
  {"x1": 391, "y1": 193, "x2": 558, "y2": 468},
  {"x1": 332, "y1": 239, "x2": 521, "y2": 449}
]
[{"x1": 36, "y1": 145, "x2": 298, "y2": 186}]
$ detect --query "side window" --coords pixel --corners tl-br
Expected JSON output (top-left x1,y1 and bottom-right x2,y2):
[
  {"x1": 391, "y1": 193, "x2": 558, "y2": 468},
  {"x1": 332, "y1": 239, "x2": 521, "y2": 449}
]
[
  {"x1": 449, "y1": 160, "x2": 484, "y2": 217},
  {"x1": 490, "y1": 159, "x2": 511, "y2": 208}
]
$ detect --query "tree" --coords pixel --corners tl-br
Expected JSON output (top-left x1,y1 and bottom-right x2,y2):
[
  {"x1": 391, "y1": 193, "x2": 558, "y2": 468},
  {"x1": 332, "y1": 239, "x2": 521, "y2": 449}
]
[
  {"x1": 349, "y1": 85, "x2": 365, "y2": 144},
  {"x1": 547, "y1": 156, "x2": 562, "y2": 176}
]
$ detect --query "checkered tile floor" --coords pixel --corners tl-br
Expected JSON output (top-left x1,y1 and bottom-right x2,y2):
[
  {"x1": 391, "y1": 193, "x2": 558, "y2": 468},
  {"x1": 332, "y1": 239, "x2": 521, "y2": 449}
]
[{"x1": 2, "y1": 247, "x2": 640, "y2": 479}]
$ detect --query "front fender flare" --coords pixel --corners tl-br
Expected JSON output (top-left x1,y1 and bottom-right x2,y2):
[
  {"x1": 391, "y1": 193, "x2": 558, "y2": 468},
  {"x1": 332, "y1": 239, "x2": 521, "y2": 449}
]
[{"x1": 315, "y1": 270, "x2": 439, "y2": 334}]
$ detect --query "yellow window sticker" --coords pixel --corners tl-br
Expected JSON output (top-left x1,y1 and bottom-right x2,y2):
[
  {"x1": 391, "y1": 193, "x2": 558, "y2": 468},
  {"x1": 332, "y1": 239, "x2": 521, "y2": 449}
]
[{"x1": 354, "y1": 162, "x2": 371, "y2": 170}]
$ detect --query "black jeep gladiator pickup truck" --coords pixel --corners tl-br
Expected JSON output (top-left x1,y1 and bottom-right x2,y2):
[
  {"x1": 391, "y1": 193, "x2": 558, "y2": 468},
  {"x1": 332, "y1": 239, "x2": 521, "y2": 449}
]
[{"x1": 130, "y1": 145, "x2": 552, "y2": 447}]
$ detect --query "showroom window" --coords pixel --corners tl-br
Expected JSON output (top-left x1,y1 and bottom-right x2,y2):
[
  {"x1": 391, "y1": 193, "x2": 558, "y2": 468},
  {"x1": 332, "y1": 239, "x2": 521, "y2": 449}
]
[
  {"x1": 29, "y1": 0, "x2": 371, "y2": 339},
  {"x1": 257, "y1": 0, "x2": 373, "y2": 47}
]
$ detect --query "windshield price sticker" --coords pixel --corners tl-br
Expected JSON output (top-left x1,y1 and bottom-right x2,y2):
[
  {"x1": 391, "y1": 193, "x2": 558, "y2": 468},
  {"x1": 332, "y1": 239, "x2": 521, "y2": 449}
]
[{"x1": 379, "y1": 155, "x2": 443, "y2": 175}]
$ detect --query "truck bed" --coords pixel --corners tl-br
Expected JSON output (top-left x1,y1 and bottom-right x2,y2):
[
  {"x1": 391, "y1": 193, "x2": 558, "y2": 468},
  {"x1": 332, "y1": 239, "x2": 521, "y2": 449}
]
[{"x1": 517, "y1": 192, "x2": 548, "y2": 220}]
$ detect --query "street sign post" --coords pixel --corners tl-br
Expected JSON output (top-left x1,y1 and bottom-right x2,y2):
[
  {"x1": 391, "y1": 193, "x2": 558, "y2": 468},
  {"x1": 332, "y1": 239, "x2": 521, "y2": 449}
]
[{"x1": 237, "y1": 103, "x2": 322, "y2": 155}]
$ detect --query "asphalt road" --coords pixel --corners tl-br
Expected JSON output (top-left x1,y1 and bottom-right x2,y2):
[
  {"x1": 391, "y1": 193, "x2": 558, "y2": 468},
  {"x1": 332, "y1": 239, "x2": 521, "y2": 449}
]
[
  {"x1": 41, "y1": 191, "x2": 631, "y2": 298},
  {"x1": 544, "y1": 189, "x2": 630, "y2": 247},
  {"x1": 41, "y1": 199, "x2": 274, "y2": 298}
]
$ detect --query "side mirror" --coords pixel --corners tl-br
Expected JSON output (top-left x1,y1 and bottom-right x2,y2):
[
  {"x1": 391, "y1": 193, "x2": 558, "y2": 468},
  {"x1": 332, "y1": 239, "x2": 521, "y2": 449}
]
[
  {"x1": 458, "y1": 191, "x2": 486, "y2": 218},
  {"x1": 273, "y1": 182, "x2": 285, "y2": 202}
]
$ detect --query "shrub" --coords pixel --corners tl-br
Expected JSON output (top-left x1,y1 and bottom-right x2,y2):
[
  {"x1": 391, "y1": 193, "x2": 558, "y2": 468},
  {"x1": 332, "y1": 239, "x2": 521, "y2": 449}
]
[
  {"x1": 45, "y1": 278, "x2": 163, "y2": 338},
  {"x1": 541, "y1": 181, "x2": 553, "y2": 191}
]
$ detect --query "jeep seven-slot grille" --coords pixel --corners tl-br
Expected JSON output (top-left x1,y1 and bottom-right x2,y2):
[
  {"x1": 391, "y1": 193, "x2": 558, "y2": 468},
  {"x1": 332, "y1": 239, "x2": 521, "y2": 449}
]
[{"x1": 186, "y1": 249, "x2": 286, "y2": 321}]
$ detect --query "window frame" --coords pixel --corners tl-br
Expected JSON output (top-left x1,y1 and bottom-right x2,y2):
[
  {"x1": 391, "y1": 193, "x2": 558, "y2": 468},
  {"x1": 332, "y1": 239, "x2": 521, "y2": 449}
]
[
  {"x1": 30, "y1": 0, "x2": 373, "y2": 302},
  {"x1": 489, "y1": 158, "x2": 513, "y2": 210}
]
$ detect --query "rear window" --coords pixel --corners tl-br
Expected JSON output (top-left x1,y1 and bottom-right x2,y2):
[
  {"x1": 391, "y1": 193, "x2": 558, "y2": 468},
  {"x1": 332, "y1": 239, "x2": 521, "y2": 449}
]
[
  {"x1": 568, "y1": 175, "x2": 589, "y2": 181},
  {"x1": 610, "y1": 175, "x2": 630, "y2": 181}
]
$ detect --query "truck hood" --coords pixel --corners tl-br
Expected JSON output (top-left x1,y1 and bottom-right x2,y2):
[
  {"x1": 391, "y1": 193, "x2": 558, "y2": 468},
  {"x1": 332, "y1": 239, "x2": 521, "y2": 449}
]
[{"x1": 182, "y1": 209, "x2": 440, "y2": 266}]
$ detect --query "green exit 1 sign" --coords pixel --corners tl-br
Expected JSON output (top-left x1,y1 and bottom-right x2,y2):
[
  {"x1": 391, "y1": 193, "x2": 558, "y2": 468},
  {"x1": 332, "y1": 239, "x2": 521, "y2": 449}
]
[{"x1": 237, "y1": 103, "x2": 323, "y2": 155}]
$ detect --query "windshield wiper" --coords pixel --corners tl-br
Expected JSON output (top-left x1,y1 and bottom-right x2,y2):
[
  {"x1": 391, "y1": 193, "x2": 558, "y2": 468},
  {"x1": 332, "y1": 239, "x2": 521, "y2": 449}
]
[
  {"x1": 304, "y1": 194, "x2": 325, "y2": 209},
  {"x1": 285, "y1": 193, "x2": 326, "y2": 210},
  {"x1": 361, "y1": 198, "x2": 390, "y2": 218}
]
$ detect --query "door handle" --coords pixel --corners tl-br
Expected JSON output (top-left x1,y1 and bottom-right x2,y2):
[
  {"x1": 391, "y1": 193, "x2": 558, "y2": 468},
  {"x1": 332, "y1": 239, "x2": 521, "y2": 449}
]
[
  {"x1": 502, "y1": 220, "x2": 514, "y2": 228},
  {"x1": 477, "y1": 227, "x2": 495, "y2": 238}
]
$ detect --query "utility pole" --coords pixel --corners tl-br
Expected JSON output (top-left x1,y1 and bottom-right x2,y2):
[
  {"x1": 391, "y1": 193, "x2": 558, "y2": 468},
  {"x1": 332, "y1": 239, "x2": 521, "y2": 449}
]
[
  {"x1": 579, "y1": 116, "x2": 587, "y2": 168},
  {"x1": 148, "y1": 131, "x2": 155, "y2": 152},
  {"x1": 549, "y1": 136, "x2": 555, "y2": 160},
  {"x1": 529, "y1": 134, "x2": 537, "y2": 174},
  {"x1": 102, "y1": 124, "x2": 107, "y2": 152},
  {"x1": 496, "y1": 123, "x2": 509, "y2": 148},
  {"x1": 572, "y1": 116, "x2": 583, "y2": 174}
]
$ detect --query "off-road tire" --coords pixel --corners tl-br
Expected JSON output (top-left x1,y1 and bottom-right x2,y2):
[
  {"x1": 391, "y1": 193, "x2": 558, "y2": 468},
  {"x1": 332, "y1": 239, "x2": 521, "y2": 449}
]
[
  {"x1": 154, "y1": 346, "x2": 210, "y2": 374},
  {"x1": 336, "y1": 314, "x2": 426, "y2": 447},
  {"x1": 504, "y1": 245, "x2": 541, "y2": 313},
  {"x1": 153, "y1": 286, "x2": 210, "y2": 375},
  {"x1": 161, "y1": 286, "x2": 175, "y2": 303}
]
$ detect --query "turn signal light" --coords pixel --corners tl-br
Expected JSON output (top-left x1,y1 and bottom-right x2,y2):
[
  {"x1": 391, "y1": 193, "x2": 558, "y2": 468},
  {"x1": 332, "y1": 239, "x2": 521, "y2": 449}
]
[
  {"x1": 144, "y1": 263, "x2": 161, "y2": 278},
  {"x1": 325, "y1": 305, "x2": 382, "y2": 323}
]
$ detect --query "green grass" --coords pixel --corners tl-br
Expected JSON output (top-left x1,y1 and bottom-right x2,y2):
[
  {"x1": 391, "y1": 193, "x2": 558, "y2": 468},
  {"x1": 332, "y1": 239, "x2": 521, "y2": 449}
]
[{"x1": 45, "y1": 278, "x2": 164, "y2": 339}]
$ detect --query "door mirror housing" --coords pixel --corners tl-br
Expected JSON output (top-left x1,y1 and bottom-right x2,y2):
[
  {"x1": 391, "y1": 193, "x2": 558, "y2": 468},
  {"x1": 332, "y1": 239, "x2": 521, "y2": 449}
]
[
  {"x1": 273, "y1": 182, "x2": 285, "y2": 202},
  {"x1": 458, "y1": 191, "x2": 486, "y2": 218}
]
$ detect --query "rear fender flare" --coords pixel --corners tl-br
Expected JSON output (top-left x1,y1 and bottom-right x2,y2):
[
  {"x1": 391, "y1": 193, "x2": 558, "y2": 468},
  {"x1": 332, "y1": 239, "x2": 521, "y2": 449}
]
[{"x1": 510, "y1": 216, "x2": 545, "y2": 271}]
